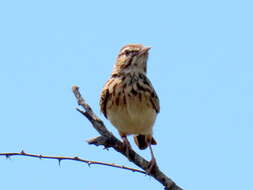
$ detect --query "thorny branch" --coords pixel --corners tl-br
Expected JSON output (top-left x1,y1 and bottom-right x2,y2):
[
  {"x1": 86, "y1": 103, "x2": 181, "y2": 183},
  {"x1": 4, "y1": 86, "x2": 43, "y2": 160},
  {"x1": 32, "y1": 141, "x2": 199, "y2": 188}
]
[
  {"x1": 71, "y1": 86, "x2": 183, "y2": 190},
  {"x1": 0, "y1": 151, "x2": 145, "y2": 174},
  {"x1": 0, "y1": 86, "x2": 183, "y2": 190}
]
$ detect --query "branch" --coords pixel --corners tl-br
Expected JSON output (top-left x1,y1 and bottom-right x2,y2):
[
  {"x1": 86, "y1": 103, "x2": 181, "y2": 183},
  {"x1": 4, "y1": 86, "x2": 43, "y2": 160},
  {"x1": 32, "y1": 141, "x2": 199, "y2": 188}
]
[
  {"x1": 72, "y1": 85, "x2": 184, "y2": 190},
  {"x1": 0, "y1": 151, "x2": 145, "y2": 174}
]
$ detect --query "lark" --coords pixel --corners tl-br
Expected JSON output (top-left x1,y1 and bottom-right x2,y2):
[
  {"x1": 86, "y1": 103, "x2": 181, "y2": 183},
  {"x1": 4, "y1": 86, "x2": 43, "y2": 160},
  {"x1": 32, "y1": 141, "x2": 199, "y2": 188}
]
[{"x1": 100, "y1": 44, "x2": 160, "y2": 172}]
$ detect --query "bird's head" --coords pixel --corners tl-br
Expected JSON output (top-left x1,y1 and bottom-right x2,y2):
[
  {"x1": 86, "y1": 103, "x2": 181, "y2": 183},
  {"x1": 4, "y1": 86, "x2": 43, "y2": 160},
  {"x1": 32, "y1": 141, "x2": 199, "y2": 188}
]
[{"x1": 113, "y1": 44, "x2": 151, "y2": 75}]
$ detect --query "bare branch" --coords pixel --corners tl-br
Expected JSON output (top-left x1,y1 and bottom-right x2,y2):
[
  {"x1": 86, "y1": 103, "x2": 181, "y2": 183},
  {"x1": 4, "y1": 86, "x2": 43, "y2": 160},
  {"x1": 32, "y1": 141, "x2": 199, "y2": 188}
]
[
  {"x1": 0, "y1": 151, "x2": 145, "y2": 174},
  {"x1": 72, "y1": 85, "x2": 184, "y2": 190}
]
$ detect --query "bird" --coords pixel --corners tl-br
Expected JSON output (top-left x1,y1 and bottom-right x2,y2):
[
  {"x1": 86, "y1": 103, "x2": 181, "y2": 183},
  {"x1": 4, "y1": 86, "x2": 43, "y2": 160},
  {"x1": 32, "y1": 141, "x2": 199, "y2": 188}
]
[{"x1": 99, "y1": 44, "x2": 160, "y2": 172}]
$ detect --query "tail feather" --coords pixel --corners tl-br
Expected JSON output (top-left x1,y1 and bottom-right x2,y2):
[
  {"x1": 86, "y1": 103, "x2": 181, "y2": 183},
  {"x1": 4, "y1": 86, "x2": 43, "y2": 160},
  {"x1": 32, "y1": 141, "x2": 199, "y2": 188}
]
[{"x1": 134, "y1": 135, "x2": 157, "y2": 150}]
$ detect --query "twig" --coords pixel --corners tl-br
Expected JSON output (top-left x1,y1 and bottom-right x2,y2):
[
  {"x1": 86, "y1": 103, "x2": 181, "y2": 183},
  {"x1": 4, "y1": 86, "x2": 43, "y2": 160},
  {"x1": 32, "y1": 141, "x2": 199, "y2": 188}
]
[
  {"x1": 0, "y1": 151, "x2": 146, "y2": 174},
  {"x1": 72, "y1": 85, "x2": 183, "y2": 190}
]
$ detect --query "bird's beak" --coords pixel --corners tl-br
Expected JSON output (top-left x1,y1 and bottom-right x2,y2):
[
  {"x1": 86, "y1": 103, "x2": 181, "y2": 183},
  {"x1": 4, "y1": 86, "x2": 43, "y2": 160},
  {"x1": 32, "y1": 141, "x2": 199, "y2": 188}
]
[{"x1": 139, "y1": 46, "x2": 152, "y2": 55}]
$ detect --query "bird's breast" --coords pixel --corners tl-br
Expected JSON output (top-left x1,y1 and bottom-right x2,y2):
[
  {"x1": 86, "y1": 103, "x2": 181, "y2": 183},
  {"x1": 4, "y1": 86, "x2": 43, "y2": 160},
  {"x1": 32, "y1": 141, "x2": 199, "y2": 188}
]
[{"x1": 107, "y1": 92, "x2": 157, "y2": 135}]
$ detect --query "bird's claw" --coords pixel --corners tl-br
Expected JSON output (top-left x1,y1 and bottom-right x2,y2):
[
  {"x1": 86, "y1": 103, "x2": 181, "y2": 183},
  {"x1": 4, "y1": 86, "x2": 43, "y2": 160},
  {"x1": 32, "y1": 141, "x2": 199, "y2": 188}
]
[{"x1": 146, "y1": 158, "x2": 157, "y2": 175}]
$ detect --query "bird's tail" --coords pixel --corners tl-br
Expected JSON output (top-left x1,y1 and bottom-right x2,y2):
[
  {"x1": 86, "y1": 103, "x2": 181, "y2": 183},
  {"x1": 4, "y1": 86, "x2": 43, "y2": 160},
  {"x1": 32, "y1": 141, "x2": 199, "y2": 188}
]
[{"x1": 134, "y1": 135, "x2": 157, "y2": 150}]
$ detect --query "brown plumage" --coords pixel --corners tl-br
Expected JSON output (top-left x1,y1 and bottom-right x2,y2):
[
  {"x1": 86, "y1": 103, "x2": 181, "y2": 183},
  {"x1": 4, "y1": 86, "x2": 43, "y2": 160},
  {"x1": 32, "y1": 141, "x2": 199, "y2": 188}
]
[{"x1": 100, "y1": 44, "x2": 160, "y2": 172}]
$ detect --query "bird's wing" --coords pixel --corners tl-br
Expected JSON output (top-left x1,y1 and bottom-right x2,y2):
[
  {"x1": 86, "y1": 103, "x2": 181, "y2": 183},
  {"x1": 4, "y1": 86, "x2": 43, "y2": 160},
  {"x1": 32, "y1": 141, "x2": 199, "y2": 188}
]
[
  {"x1": 100, "y1": 82, "x2": 110, "y2": 118},
  {"x1": 137, "y1": 73, "x2": 160, "y2": 113}
]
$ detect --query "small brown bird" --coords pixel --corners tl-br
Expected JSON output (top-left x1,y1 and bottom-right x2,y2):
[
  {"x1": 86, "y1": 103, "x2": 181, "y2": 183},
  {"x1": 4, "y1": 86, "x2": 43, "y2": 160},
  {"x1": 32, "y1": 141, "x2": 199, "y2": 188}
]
[{"x1": 100, "y1": 44, "x2": 160, "y2": 172}]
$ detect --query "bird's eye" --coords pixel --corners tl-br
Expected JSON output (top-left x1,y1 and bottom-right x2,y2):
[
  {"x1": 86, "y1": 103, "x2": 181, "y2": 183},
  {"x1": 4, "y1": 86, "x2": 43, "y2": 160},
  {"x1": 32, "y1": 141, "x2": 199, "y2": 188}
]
[
  {"x1": 124, "y1": 50, "x2": 138, "y2": 56},
  {"x1": 125, "y1": 50, "x2": 131, "y2": 56}
]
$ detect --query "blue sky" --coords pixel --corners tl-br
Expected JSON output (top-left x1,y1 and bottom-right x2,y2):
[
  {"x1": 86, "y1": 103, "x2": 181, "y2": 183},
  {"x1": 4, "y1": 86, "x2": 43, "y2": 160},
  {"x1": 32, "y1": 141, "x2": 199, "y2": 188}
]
[{"x1": 0, "y1": 0, "x2": 252, "y2": 189}]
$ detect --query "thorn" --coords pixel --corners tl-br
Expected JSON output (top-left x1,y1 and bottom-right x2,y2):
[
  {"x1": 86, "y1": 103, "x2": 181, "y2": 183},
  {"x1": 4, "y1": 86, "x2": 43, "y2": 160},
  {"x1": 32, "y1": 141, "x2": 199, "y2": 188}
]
[
  {"x1": 39, "y1": 155, "x2": 42, "y2": 159},
  {"x1": 76, "y1": 108, "x2": 86, "y2": 114},
  {"x1": 144, "y1": 172, "x2": 149, "y2": 176},
  {"x1": 74, "y1": 156, "x2": 79, "y2": 160},
  {"x1": 103, "y1": 146, "x2": 109, "y2": 151},
  {"x1": 5, "y1": 155, "x2": 10, "y2": 159},
  {"x1": 87, "y1": 161, "x2": 92, "y2": 167},
  {"x1": 58, "y1": 159, "x2": 62, "y2": 167},
  {"x1": 21, "y1": 150, "x2": 25, "y2": 155}
]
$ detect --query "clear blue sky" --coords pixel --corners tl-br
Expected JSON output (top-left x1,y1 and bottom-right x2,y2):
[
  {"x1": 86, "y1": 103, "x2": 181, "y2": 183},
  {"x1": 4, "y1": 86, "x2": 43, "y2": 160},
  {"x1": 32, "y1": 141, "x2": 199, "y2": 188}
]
[{"x1": 0, "y1": 0, "x2": 252, "y2": 189}]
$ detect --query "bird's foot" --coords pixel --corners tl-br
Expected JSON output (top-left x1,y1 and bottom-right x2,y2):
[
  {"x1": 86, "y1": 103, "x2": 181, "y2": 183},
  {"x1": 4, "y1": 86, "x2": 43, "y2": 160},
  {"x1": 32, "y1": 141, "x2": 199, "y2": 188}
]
[
  {"x1": 122, "y1": 136, "x2": 131, "y2": 159},
  {"x1": 146, "y1": 143, "x2": 158, "y2": 175},
  {"x1": 146, "y1": 157, "x2": 157, "y2": 175}
]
